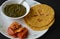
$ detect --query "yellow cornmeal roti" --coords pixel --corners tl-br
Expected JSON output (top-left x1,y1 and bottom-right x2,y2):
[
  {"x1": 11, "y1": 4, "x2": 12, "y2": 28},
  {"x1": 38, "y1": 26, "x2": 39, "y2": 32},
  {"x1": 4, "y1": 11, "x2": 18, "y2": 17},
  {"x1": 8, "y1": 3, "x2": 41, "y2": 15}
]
[
  {"x1": 24, "y1": 4, "x2": 55, "y2": 31},
  {"x1": 29, "y1": 19, "x2": 55, "y2": 31}
]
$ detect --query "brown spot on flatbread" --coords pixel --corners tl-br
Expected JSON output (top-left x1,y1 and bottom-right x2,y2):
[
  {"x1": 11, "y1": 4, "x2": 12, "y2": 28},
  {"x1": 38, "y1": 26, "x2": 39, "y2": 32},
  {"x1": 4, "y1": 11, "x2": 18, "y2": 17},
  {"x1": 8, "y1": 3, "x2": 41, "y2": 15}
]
[{"x1": 37, "y1": 19, "x2": 43, "y2": 22}]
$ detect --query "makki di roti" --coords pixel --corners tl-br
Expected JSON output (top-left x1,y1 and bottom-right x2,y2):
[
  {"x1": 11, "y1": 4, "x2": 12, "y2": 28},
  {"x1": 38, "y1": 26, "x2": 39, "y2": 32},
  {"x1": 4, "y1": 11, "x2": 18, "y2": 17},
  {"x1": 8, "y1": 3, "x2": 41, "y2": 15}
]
[
  {"x1": 24, "y1": 4, "x2": 55, "y2": 31},
  {"x1": 29, "y1": 19, "x2": 55, "y2": 31}
]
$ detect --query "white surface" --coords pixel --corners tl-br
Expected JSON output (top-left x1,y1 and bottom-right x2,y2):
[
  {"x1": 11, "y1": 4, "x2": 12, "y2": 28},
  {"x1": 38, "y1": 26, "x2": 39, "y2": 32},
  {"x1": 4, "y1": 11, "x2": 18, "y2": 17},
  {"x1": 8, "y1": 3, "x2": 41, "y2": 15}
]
[
  {"x1": 0, "y1": 0, "x2": 30, "y2": 19},
  {"x1": 0, "y1": 0, "x2": 48, "y2": 39}
]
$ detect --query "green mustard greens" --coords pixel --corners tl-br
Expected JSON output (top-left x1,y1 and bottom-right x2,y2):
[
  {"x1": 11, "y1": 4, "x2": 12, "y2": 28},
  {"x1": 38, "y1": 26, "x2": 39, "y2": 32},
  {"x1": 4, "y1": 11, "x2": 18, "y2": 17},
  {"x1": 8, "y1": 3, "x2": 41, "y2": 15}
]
[{"x1": 4, "y1": 4, "x2": 26, "y2": 17}]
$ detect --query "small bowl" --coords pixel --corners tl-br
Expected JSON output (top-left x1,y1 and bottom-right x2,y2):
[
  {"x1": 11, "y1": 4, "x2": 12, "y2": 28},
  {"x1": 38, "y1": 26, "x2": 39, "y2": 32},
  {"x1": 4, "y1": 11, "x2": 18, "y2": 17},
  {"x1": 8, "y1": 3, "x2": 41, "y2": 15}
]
[{"x1": 0, "y1": 0, "x2": 30, "y2": 19}]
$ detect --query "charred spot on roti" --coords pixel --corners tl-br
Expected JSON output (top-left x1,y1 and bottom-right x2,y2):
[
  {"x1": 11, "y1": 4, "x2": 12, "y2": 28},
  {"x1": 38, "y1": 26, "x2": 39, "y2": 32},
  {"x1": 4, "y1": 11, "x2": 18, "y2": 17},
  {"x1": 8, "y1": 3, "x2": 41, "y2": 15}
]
[{"x1": 37, "y1": 19, "x2": 43, "y2": 22}]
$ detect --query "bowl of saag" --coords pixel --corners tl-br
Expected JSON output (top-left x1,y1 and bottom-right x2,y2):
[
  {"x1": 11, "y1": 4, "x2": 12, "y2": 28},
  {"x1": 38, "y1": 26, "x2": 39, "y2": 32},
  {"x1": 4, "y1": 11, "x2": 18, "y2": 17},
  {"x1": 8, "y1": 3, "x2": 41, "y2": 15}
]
[{"x1": 0, "y1": 0, "x2": 30, "y2": 19}]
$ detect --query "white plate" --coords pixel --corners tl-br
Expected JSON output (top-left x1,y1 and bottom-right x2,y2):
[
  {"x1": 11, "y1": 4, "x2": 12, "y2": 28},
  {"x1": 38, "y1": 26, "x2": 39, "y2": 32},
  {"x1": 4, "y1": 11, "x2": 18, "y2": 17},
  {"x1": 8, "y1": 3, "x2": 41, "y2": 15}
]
[{"x1": 0, "y1": 0, "x2": 48, "y2": 39}]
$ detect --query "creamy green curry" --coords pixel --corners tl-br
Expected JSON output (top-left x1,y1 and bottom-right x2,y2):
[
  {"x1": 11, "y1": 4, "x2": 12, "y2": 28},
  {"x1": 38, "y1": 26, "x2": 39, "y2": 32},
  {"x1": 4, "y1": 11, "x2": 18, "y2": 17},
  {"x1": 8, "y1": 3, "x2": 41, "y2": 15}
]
[{"x1": 4, "y1": 4, "x2": 26, "y2": 17}]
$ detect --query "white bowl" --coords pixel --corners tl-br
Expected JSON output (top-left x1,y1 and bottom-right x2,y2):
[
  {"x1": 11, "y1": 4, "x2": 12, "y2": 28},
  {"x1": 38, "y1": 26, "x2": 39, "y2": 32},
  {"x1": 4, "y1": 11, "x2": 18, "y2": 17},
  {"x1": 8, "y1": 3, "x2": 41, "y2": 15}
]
[{"x1": 0, "y1": 0, "x2": 30, "y2": 19}]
